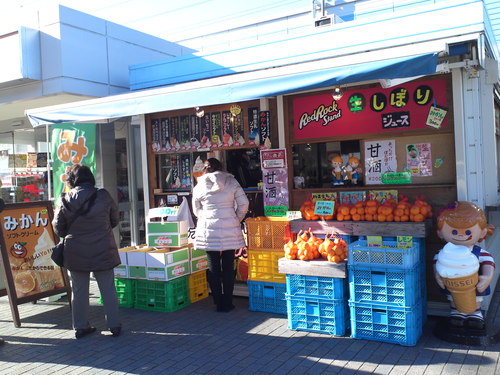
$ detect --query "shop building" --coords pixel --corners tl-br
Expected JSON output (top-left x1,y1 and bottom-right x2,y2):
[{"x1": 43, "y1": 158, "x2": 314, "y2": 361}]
[{"x1": 25, "y1": 1, "x2": 500, "y2": 314}]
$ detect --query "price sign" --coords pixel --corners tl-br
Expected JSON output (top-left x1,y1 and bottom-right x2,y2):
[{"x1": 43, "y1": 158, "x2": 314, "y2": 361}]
[
  {"x1": 366, "y1": 236, "x2": 383, "y2": 247},
  {"x1": 314, "y1": 201, "x2": 335, "y2": 216},
  {"x1": 286, "y1": 211, "x2": 302, "y2": 221},
  {"x1": 397, "y1": 236, "x2": 413, "y2": 248}
]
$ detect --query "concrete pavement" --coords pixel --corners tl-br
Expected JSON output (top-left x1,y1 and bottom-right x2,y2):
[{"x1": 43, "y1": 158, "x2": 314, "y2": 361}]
[{"x1": 0, "y1": 279, "x2": 499, "y2": 375}]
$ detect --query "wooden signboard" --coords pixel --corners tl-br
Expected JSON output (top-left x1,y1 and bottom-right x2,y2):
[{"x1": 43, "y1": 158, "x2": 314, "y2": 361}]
[{"x1": 0, "y1": 201, "x2": 71, "y2": 327}]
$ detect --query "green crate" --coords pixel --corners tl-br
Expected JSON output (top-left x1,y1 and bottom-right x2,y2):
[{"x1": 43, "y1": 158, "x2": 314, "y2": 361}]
[
  {"x1": 99, "y1": 278, "x2": 135, "y2": 308},
  {"x1": 134, "y1": 277, "x2": 190, "y2": 312}
]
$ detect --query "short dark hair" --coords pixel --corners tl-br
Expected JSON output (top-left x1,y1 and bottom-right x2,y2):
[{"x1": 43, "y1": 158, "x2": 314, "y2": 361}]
[
  {"x1": 67, "y1": 164, "x2": 95, "y2": 188},
  {"x1": 203, "y1": 158, "x2": 222, "y2": 173}
]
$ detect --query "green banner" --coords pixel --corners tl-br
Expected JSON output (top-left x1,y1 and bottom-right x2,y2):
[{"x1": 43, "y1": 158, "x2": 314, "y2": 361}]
[
  {"x1": 264, "y1": 206, "x2": 287, "y2": 217},
  {"x1": 51, "y1": 123, "x2": 96, "y2": 199},
  {"x1": 381, "y1": 172, "x2": 412, "y2": 184}
]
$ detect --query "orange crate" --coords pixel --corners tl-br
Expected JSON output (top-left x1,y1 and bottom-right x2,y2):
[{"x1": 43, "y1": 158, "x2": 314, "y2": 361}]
[
  {"x1": 245, "y1": 217, "x2": 291, "y2": 250},
  {"x1": 248, "y1": 249, "x2": 286, "y2": 284}
]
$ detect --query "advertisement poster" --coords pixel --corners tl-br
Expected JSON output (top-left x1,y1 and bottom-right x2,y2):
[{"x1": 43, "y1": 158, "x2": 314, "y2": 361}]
[
  {"x1": 339, "y1": 191, "x2": 366, "y2": 205},
  {"x1": 0, "y1": 150, "x2": 8, "y2": 169},
  {"x1": 293, "y1": 78, "x2": 448, "y2": 140},
  {"x1": 27, "y1": 153, "x2": 37, "y2": 169},
  {"x1": 51, "y1": 123, "x2": 96, "y2": 198},
  {"x1": 0, "y1": 203, "x2": 64, "y2": 299},
  {"x1": 261, "y1": 149, "x2": 288, "y2": 216},
  {"x1": 364, "y1": 140, "x2": 397, "y2": 185},
  {"x1": 406, "y1": 143, "x2": 432, "y2": 177},
  {"x1": 368, "y1": 190, "x2": 399, "y2": 203}
]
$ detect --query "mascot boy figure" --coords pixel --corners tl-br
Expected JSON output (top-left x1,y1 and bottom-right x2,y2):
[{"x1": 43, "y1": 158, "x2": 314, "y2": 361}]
[{"x1": 434, "y1": 201, "x2": 495, "y2": 331}]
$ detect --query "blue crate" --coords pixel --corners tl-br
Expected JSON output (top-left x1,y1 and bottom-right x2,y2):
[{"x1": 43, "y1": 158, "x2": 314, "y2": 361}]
[
  {"x1": 286, "y1": 274, "x2": 347, "y2": 300},
  {"x1": 349, "y1": 301, "x2": 422, "y2": 346},
  {"x1": 348, "y1": 240, "x2": 420, "y2": 269},
  {"x1": 286, "y1": 294, "x2": 349, "y2": 336},
  {"x1": 248, "y1": 281, "x2": 287, "y2": 314},
  {"x1": 348, "y1": 265, "x2": 420, "y2": 307}
]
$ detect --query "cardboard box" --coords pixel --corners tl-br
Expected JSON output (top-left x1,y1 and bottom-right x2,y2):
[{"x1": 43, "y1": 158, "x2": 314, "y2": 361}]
[
  {"x1": 147, "y1": 220, "x2": 188, "y2": 247},
  {"x1": 146, "y1": 246, "x2": 189, "y2": 268},
  {"x1": 114, "y1": 248, "x2": 130, "y2": 278},
  {"x1": 145, "y1": 246, "x2": 190, "y2": 281},
  {"x1": 189, "y1": 246, "x2": 208, "y2": 273},
  {"x1": 190, "y1": 247, "x2": 206, "y2": 259},
  {"x1": 127, "y1": 247, "x2": 155, "y2": 279},
  {"x1": 147, "y1": 262, "x2": 190, "y2": 281},
  {"x1": 114, "y1": 265, "x2": 128, "y2": 278},
  {"x1": 191, "y1": 257, "x2": 208, "y2": 273}
]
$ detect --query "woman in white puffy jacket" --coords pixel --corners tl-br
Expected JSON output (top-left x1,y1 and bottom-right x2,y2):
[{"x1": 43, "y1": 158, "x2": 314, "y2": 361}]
[{"x1": 192, "y1": 158, "x2": 249, "y2": 312}]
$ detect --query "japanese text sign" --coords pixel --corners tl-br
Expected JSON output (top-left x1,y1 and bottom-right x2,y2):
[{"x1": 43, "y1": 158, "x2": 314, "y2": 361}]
[
  {"x1": 0, "y1": 203, "x2": 64, "y2": 299},
  {"x1": 261, "y1": 149, "x2": 289, "y2": 216},
  {"x1": 364, "y1": 140, "x2": 397, "y2": 185},
  {"x1": 314, "y1": 201, "x2": 335, "y2": 216},
  {"x1": 293, "y1": 78, "x2": 447, "y2": 140}
]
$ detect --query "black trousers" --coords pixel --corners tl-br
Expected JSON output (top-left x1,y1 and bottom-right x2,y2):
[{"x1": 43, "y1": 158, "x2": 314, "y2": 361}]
[{"x1": 206, "y1": 250, "x2": 235, "y2": 308}]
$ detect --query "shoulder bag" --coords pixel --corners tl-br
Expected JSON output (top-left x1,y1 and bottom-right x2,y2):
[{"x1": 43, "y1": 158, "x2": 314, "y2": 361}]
[{"x1": 51, "y1": 189, "x2": 98, "y2": 267}]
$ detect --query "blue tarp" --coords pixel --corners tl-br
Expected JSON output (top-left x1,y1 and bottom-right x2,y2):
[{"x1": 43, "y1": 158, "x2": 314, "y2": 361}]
[{"x1": 27, "y1": 52, "x2": 438, "y2": 126}]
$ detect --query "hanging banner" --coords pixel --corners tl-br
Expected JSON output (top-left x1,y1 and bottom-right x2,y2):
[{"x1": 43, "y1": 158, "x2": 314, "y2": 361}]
[
  {"x1": 364, "y1": 140, "x2": 397, "y2": 185},
  {"x1": 261, "y1": 149, "x2": 289, "y2": 216},
  {"x1": 51, "y1": 123, "x2": 96, "y2": 198},
  {"x1": 0, "y1": 201, "x2": 71, "y2": 327},
  {"x1": 293, "y1": 78, "x2": 448, "y2": 140}
]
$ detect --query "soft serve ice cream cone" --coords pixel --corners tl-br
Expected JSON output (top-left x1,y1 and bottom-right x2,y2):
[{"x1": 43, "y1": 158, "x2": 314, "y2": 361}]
[
  {"x1": 192, "y1": 156, "x2": 205, "y2": 182},
  {"x1": 33, "y1": 228, "x2": 63, "y2": 291},
  {"x1": 436, "y1": 242, "x2": 479, "y2": 314}
]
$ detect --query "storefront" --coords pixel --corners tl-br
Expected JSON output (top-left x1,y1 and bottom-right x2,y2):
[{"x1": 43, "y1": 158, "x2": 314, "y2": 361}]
[{"x1": 25, "y1": 5, "x2": 500, "y2": 314}]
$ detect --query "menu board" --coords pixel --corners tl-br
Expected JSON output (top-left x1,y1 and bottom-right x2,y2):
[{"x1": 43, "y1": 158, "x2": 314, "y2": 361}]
[{"x1": 0, "y1": 201, "x2": 71, "y2": 327}]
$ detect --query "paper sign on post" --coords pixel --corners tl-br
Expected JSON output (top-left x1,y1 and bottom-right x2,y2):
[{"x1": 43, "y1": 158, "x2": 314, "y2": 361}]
[{"x1": 314, "y1": 201, "x2": 335, "y2": 216}]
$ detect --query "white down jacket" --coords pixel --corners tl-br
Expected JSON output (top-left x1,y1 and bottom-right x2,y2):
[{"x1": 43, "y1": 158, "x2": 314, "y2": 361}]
[{"x1": 192, "y1": 171, "x2": 249, "y2": 251}]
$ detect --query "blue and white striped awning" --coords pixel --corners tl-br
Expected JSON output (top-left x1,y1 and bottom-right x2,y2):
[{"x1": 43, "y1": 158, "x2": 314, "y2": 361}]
[{"x1": 26, "y1": 52, "x2": 438, "y2": 126}]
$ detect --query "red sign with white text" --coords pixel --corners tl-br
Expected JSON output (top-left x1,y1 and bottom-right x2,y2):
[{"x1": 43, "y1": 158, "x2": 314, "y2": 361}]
[{"x1": 293, "y1": 78, "x2": 448, "y2": 140}]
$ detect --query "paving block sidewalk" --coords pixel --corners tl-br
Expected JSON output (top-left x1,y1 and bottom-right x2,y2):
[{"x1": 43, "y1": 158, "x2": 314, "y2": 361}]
[{"x1": 0, "y1": 279, "x2": 499, "y2": 375}]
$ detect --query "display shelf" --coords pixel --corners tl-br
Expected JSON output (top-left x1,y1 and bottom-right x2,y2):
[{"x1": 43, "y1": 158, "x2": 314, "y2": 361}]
[
  {"x1": 278, "y1": 257, "x2": 346, "y2": 278},
  {"x1": 289, "y1": 219, "x2": 430, "y2": 238},
  {"x1": 152, "y1": 144, "x2": 260, "y2": 155},
  {"x1": 291, "y1": 183, "x2": 456, "y2": 193}
]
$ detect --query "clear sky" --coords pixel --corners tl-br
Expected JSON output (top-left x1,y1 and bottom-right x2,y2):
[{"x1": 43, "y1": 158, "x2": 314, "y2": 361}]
[{"x1": 4, "y1": 0, "x2": 307, "y2": 41}]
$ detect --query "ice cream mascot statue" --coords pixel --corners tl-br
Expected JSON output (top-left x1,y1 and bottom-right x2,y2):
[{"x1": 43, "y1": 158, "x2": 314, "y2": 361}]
[{"x1": 434, "y1": 201, "x2": 495, "y2": 336}]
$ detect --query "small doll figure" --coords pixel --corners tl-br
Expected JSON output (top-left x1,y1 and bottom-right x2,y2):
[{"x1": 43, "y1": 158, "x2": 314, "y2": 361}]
[
  {"x1": 434, "y1": 201, "x2": 495, "y2": 330},
  {"x1": 345, "y1": 157, "x2": 362, "y2": 185},
  {"x1": 330, "y1": 156, "x2": 344, "y2": 185}
]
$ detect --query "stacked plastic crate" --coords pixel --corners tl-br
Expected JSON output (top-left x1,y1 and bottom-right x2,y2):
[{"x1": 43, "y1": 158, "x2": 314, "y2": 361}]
[
  {"x1": 188, "y1": 247, "x2": 209, "y2": 303},
  {"x1": 285, "y1": 272, "x2": 349, "y2": 336},
  {"x1": 347, "y1": 237, "x2": 425, "y2": 346},
  {"x1": 245, "y1": 217, "x2": 290, "y2": 314}
]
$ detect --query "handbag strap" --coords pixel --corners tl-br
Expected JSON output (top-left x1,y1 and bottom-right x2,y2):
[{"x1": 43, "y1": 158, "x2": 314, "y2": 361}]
[{"x1": 62, "y1": 189, "x2": 99, "y2": 232}]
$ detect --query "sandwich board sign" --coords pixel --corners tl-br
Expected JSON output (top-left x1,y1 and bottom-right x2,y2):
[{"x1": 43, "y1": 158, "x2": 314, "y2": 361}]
[{"x1": 0, "y1": 201, "x2": 71, "y2": 327}]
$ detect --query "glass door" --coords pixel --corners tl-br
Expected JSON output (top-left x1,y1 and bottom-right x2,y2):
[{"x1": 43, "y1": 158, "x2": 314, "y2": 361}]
[{"x1": 115, "y1": 121, "x2": 145, "y2": 247}]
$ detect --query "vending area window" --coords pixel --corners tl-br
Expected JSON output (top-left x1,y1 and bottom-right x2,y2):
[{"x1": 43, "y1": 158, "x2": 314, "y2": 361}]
[
  {"x1": 226, "y1": 148, "x2": 261, "y2": 189},
  {"x1": 292, "y1": 140, "x2": 361, "y2": 189}
]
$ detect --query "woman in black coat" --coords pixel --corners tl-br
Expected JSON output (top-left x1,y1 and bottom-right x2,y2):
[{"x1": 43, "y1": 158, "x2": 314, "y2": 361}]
[{"x1": 52, "y1": 164, "x2": 122, "y2": 339}]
